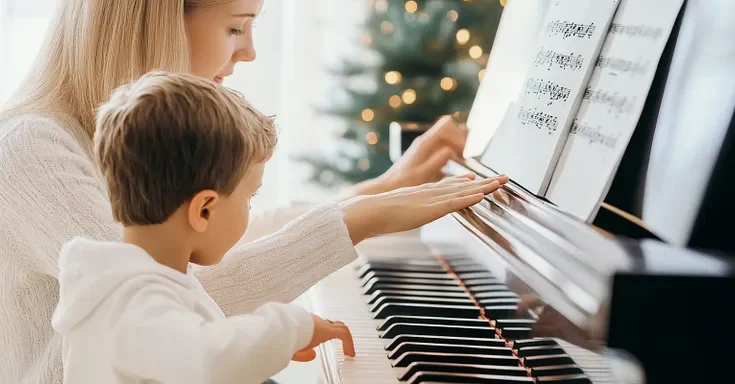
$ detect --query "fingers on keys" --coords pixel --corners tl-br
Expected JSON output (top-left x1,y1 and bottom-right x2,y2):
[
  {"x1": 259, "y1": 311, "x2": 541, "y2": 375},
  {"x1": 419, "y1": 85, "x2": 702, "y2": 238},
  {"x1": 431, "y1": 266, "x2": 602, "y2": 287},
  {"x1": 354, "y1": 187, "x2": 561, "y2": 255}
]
[{"x1": 330, "y1": 320, "x2": 356, "y2": 358}]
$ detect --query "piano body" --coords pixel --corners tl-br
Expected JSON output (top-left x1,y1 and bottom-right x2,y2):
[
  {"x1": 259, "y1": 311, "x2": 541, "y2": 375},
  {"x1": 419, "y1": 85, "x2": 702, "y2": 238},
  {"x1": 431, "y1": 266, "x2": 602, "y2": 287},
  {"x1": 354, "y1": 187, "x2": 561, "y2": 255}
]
[
  {"x1": 304, "y1": 0, "x2": 735, "y2": 382},
  {"x1": 307, "y1": 158, "x2": 734, "y2": 384}
]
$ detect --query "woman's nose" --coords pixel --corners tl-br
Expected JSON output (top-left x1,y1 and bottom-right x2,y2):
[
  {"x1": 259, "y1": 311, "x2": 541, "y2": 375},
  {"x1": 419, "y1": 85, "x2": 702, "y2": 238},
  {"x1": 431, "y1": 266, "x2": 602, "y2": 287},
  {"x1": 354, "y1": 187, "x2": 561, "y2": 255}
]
[{"x1": 234, "y1": 41, "x2": 256, "y2": 63}]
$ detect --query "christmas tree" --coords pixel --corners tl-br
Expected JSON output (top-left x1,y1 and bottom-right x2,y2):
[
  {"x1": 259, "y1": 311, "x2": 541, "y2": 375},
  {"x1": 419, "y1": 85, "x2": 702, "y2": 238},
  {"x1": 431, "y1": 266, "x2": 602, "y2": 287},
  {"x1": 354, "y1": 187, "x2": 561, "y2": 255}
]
[{"x1": 294, "y1": 0, "x2": 506, "y2": 188}]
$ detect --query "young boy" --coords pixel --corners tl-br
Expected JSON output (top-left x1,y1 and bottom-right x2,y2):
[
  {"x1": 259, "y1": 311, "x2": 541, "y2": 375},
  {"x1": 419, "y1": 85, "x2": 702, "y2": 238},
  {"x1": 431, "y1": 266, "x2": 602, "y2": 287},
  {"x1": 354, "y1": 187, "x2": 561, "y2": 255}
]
[{"x1": 50, "y1": 72, "x2": 355, "y2": 383}]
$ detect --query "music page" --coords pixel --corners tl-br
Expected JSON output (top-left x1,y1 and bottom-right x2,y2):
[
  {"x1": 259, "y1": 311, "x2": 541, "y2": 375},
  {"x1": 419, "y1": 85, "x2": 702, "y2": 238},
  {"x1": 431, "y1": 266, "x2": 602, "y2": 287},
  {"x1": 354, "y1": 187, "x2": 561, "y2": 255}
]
[
  {"x1": 480, "y1": 0, "x2": 619, "y2": 195},
  {"x1": 546, "y1": 0, "x2": 685, "y2": 221},
  {"x1": 464, "y1": 0, "x2": 551, "y2": 158}
]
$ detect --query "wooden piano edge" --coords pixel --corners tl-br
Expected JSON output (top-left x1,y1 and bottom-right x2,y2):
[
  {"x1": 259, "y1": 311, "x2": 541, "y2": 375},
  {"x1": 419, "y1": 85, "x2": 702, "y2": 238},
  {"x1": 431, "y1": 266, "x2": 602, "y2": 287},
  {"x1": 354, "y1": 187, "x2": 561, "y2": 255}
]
[{"x1": 447, "y1": 158, "x2": 664, "y2": 242}]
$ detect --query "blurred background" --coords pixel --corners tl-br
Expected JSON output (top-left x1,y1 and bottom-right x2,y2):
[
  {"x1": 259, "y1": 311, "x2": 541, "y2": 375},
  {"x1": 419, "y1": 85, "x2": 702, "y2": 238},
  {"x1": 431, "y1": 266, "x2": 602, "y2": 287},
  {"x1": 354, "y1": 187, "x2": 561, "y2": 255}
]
[{"x1": 0, "y1": 0, "x2": 506, "y2": 213}]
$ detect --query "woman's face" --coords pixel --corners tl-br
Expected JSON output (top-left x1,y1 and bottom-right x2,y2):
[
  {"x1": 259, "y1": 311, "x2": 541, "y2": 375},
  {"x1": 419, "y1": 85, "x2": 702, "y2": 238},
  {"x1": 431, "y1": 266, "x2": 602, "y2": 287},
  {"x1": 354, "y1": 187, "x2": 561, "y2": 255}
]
[{"x1": 185, "y1": 0, "x2": 263, "y2": 84}]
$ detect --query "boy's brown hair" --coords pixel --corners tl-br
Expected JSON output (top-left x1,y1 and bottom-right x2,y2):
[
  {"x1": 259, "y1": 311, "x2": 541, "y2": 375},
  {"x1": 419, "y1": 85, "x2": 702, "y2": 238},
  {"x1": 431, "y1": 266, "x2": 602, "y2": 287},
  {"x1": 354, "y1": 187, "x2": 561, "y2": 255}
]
[{"x1": 94, "y1": 71, "x2": 277, "y2": 226}]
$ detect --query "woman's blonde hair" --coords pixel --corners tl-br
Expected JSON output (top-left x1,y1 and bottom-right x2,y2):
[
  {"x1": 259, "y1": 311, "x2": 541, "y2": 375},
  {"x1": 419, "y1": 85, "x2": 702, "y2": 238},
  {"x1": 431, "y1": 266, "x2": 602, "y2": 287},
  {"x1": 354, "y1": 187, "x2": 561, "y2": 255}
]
[{"x1": 1, "y1": 0, "x2": 232, "y2": 136}]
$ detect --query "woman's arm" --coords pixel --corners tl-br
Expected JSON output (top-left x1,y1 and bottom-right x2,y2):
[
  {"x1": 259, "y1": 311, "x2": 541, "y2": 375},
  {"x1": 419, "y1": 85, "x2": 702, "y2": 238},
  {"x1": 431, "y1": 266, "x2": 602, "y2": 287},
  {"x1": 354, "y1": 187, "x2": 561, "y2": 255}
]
[
  {"x1": 195, "y1": 203, "x2": 358, "y2": 315},
  {"x1": 2, "y1": 119, "x2": 356, "y2": 315},
  {"x1": 345, "y1": 115, "x2": 468, "y2": 198}
]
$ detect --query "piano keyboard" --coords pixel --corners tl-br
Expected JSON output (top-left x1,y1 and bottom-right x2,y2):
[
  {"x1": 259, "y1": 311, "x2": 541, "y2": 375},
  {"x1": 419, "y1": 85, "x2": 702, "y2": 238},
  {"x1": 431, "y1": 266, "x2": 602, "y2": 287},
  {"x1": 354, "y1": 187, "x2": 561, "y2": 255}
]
[{"x1": 310, "y1": 252, "x2": 617, "y2": 384}]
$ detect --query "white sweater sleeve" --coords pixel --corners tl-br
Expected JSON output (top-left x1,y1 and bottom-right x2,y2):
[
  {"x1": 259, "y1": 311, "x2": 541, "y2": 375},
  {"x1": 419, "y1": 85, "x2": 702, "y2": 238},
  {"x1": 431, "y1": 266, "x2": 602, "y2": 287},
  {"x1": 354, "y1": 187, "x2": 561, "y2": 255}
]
[
  {"x1": 5, "y1": 118, "x2": 358, "y2": 314},
  {"x1": 111, "y1": 284, "x2": 313, "y2": 384}
]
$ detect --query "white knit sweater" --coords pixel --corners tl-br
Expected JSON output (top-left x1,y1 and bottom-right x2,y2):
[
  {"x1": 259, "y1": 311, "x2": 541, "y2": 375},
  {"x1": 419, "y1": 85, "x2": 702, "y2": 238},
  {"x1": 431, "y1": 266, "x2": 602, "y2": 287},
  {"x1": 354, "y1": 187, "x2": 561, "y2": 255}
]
[{"x1": 0, "y1": 113, "x2": 359, "y2": 383}]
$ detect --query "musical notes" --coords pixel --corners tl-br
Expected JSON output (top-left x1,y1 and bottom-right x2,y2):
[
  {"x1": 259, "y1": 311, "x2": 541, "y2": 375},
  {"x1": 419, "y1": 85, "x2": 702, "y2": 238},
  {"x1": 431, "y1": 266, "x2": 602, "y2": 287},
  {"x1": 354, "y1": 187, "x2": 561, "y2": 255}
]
[
  {"x1": 546, "y1": 0, "x2": 685, "y2": 221},
  {"x1": 595, "y1": 55, "x2": 649, "y2": 77},
  {"x1": 524, "y1": 78, "x2": 572, "y2": 106},
  {"x1": 609, "y1": 23, "x2": 664, "y2": 40},
  {"x1": 546, "y1": 20, "x2": 596, "y2": 39},
  {"x1": 569, "y1": 120, "x2": 620, "y2": 148},
  {"x1": 518, "y1": 106, "x2": 560, "y2": 134},
  {"x1": 582, "y1": 86, "x2": 635, "y2": 117},
  {"x1": 481, "y1": 0, "x2": 620, "y2": 195},
  {"x1": 534, "y1": 48, "x2": 585, "y2": 72}
]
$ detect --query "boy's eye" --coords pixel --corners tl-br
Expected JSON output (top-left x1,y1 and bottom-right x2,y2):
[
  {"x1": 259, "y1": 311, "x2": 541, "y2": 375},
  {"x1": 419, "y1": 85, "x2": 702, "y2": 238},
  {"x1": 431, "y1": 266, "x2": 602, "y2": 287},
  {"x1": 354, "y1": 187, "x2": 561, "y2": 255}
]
[{"x1": 231, "y1": 28, "x2": 245, "y2": 36}]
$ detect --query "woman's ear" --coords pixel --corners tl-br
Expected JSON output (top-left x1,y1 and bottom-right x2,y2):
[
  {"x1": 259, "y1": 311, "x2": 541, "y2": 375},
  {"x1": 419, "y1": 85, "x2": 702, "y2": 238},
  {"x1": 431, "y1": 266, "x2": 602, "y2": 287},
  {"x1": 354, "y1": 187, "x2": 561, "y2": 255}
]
[{"x1": 188, "y1": 190, "x2": 220, "y2": 233}]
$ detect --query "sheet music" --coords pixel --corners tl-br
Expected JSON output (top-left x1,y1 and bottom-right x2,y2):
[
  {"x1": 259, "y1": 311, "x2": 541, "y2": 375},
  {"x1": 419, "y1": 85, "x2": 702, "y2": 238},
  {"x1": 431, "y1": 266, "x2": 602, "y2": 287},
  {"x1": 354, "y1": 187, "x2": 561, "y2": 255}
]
[
  {"x1": 480, "y1": 0, "x2": 620, "y2": 195},
  {"x1": 546, "y1": 0, "x2": 685, "y2": 221},
  {"x1": 464, "y1": 0, "x2": 551, "y2": 158}
]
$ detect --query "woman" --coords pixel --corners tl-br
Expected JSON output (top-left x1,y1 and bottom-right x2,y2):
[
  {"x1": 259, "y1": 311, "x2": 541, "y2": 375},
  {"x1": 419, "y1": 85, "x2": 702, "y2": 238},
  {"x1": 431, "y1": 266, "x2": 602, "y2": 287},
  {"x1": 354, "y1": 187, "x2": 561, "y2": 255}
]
[{"x1": 0, "y1": 0, "x2": 506, "y2": 382}]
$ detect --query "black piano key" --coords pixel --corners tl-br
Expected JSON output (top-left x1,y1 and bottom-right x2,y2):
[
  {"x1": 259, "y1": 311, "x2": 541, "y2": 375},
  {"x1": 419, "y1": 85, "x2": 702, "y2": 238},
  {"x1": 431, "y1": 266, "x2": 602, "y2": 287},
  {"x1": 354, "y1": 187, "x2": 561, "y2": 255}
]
[
  {"x1": 377, "y1": 315, "x2": 490, "y2": 331},
  {"x1": 356, "y1": 264, "x2": 446, "y2": 278},
  {"x1": 453, "y1": 264, "x2": 493, "y2": 273},
  {"x1": 499, "y1": 327, "x2": 533, "y2": 340},
  {"x1": 482, "y1": 305, "x2": 519, "y2": 320},
  {"x1": 392, "y1": 352, "x2": 521, "y2": 368},
  {"x1": 406, "y1": 371, "x2": 534, "y2": 383},
  {"x1": 522, "y1": 354, "x2": 575, "y2": 368},
  {"x1": 372, "y1": 303, "x2": 481, "y2": 320},
  {"x1": 491, "y1": 319, "x2": 536, "y2": 327},
  {"x1": 456, "y1": 271, "x2": 496, "y2": 280},
  {"x1": 388, "y1": 342, "x2": 513, "y2": 360},
  {"x1": 362, "y1": 270, "x2": 456, "y2": 281},
  {"x1": 479, "y1": 298, "x2": 522, "y2": 307},
  {"x1": 359, "y1": 259, "x2": 441, "y2": 268},
  {"x1": 362, "y1": 276, "x2": 460, "y2": 289},
  {"x1": 400, "y1": 362, "x2": 529, "y2": 381},
  {"x1": 469, "y1": 284, "x2": 512, "y2": 293},
  {"x1": 381, "y1": 323, "x2": 497, "y2": 339},
  {"x1": 444, "y1": 258, "x2": 482, "y2": 266},
  {"x1": 535, "y1": 374, "x2": 592, "y2": 383},
  {"x1": 369, "y1": 290, "x2": 471, "y2": 304},
  {"x1": 511, "y1": 338, "x2": 559, "y2": 350},
  {"x1": 385, "y1": 334, "x2": 506, "y2": 351},
  {"x1": 363, "y1": 282, "x2": 465, "y2": 295},
  {"x1": 474, "y1": 290, "x2": 520, "y2": 299},
  {"x1": 463, "y1": 278, "x2": 503, "y2": 287},
  {"x1": 516, "y1": 345, "x2": 566, "y2": 358},
  {"x1": 530, "y1": 365, "x2": 585, "y2": 377},
  {"x1": 371, "y1": 295, "x2": 475, "y2": 310}
]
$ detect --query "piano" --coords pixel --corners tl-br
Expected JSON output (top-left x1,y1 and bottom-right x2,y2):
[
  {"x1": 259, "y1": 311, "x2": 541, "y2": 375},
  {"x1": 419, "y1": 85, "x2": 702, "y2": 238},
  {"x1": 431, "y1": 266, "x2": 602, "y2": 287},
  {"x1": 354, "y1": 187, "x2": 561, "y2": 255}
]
[
  {"x1": 306, "y1": 158, "x2": 734, "y2": 384},
  {"x1": 302, "y1": 0, "x2": 735, "y2": 383}
]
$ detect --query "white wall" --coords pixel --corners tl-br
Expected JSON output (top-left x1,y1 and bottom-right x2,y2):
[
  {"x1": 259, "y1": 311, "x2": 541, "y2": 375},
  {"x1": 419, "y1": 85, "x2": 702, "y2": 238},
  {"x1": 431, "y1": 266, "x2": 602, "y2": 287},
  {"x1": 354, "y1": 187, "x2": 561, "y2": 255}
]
[{"x1": 0, "y1": 0, "x2": 332, "y2": 210}]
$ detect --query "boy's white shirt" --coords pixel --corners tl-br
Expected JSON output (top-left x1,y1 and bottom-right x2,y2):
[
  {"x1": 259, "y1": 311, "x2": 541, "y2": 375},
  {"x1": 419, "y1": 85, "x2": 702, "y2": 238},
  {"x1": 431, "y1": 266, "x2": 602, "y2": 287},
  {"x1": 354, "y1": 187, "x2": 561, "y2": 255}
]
[{"x1": 51, "y1": 237, "x2": 314, "y2": 384}]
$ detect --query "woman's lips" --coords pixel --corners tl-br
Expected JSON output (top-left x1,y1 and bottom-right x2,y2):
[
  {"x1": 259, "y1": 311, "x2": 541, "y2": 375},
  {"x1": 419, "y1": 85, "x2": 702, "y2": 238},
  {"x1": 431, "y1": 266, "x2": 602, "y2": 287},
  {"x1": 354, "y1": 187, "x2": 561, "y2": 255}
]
[{"x1": 214, "y1": 76, "x2": 224, "y2": 84}]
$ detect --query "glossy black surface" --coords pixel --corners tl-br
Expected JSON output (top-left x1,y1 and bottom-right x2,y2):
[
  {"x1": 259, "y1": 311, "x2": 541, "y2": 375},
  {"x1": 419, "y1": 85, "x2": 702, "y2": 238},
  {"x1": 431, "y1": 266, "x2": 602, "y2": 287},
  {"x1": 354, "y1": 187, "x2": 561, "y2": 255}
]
[{"x1": 441, "y1": 158, "x2": 735, "y2": 383}]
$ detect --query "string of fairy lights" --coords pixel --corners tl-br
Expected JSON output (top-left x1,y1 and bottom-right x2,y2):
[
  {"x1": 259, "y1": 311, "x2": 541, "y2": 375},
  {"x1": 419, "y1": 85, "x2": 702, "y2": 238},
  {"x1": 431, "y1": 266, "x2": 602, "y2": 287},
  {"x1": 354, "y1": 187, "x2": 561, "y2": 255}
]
[{"x1": 353, "y1": 0, "x2": 506, "y2": 171}]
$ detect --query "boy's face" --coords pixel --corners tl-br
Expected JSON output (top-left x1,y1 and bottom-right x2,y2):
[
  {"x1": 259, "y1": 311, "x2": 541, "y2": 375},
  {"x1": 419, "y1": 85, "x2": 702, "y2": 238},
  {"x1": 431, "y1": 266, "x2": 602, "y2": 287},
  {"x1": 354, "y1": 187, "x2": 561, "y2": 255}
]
[{"x1": 191, "y1": 162, "x2": 265, "y2": 266}]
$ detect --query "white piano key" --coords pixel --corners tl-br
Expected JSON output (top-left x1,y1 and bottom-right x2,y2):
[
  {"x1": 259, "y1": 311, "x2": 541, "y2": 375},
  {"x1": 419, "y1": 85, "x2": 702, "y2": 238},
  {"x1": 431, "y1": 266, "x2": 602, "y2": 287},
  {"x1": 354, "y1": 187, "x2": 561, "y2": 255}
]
[{"x1": 309, "y1": 260, "x2": 620, "y2": 383}]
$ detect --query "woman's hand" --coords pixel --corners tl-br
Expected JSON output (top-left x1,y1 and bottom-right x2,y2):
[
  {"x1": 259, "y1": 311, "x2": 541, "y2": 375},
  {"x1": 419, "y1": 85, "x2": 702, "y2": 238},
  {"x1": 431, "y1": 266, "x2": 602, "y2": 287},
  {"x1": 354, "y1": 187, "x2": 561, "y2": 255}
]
[
  {"x1": 291, "y1": 315, "x2": 355, "y2": 362},
  {"x1": 339, "y1": 174, "x2": 509, "y2": 245},
  {"x1": 353, "y1": 116, "x2": 467, "y2": 196}
]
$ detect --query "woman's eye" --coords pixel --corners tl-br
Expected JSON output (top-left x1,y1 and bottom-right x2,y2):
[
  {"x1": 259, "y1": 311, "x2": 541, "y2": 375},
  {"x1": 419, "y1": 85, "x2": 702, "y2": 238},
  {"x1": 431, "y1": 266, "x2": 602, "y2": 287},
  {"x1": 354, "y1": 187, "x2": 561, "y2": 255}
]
[{"x1": 231, "y1": 28, "x2": 245, "y2": 36}]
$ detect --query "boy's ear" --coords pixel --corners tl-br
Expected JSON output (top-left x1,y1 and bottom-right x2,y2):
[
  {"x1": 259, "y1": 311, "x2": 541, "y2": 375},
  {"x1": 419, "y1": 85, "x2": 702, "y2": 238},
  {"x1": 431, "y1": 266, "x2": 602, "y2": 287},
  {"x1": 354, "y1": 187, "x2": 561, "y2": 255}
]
[{"x1": 188, "y1": 190, "x2": 220, "y2": 233}]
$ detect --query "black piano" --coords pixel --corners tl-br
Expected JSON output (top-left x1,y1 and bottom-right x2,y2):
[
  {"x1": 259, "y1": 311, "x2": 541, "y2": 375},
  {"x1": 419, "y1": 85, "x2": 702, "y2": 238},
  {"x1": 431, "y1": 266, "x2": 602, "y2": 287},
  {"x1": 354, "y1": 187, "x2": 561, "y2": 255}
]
[
  {"x1": 308, "y1": 156, "x2": 734, "y2": 383},
  {"x1": 307, "y1": 0, "x2": 735, "y2": 382}
]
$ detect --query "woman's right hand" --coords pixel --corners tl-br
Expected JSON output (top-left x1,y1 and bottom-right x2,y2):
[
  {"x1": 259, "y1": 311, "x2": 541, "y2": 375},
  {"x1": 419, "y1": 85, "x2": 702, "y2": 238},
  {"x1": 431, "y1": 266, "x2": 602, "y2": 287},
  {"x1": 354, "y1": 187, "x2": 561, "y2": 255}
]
[{"x1": 339, "y1": 174, "x2": 508, "y2": 245}]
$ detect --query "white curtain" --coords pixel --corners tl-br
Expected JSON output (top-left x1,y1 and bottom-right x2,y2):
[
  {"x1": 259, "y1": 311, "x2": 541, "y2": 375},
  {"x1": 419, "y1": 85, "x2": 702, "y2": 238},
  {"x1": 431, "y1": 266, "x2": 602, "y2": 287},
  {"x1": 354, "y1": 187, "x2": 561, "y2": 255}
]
[{"x1": 0, "y1": 0, "x2": 335, "y2": 211}]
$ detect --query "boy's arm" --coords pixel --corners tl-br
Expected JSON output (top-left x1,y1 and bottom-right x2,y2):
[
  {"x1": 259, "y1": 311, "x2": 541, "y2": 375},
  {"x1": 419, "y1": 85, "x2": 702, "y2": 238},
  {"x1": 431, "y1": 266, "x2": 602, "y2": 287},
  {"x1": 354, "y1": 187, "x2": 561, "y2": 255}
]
[
  {"x1": 110, "y1": 284, "x2": 313, "y2": 384},
  {"x1": 194, "y1": 202, "x2": 358, "y2": 316}
]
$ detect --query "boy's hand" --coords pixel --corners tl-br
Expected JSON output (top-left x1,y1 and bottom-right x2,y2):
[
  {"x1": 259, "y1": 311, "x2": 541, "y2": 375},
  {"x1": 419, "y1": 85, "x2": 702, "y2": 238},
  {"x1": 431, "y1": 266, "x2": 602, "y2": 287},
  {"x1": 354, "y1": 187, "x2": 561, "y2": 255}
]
[
  {"x1": 339, "y1": 174, "x2": 508, "y2": 245},
  {"x1": 292, "y1": 315, "x2": 355, "y2": 362}
]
